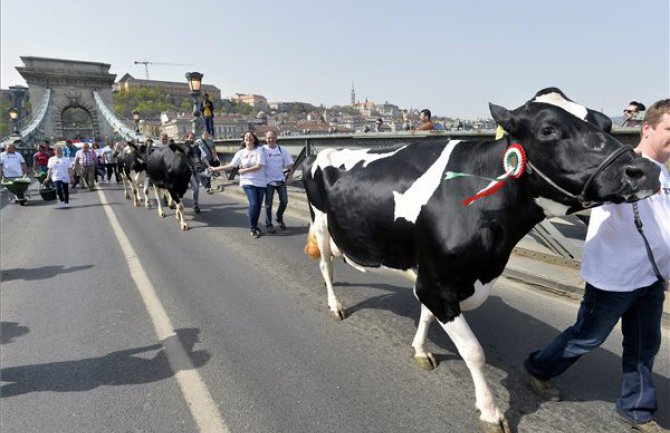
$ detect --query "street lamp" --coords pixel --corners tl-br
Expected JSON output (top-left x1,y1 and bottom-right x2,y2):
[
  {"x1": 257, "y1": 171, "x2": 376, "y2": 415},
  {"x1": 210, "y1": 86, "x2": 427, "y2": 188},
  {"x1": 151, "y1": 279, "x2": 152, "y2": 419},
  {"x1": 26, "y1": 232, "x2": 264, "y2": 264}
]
[
  {"x1": 8, "y1": 107, "x2": 20, "y2": 136},
  {"x1": 132, "y1": 110, "x2": 141, "y2": 134},
  {"x1": 186, "y1": 72, "x2": 204, "y2": 135}
]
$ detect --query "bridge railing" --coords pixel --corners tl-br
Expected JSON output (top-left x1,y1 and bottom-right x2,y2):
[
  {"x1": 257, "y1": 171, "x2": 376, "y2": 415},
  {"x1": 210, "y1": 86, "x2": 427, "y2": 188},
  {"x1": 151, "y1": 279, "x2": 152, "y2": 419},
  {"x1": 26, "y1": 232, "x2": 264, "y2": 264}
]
[{"x1": 212, "y1": 128, "x2": 642, "y2": 159}]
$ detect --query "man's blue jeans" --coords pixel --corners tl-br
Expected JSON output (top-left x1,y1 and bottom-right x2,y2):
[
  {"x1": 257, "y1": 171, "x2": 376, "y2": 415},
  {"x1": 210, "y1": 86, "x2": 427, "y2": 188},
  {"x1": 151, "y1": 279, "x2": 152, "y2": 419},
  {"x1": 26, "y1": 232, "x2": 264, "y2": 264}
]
[
  {"x1": 525, "y1": 280, "x2": 665, "y2": 423},
  {"x1": 204, "y1": 116, "x2": 214, "y2": 135},
  {"x1": 242, "y1": 185, "x2": 265, "y2": 230},
  {"x1": 265, "y1": 182, "x2": 288, "y2": 227}
]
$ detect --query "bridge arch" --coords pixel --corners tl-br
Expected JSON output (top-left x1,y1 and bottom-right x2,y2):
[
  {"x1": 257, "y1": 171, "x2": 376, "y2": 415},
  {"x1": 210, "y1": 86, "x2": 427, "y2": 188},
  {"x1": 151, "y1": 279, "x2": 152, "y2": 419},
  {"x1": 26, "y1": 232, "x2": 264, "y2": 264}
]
[{"x1": 14, "y1": 57, "x2": 118, "y2": 142}]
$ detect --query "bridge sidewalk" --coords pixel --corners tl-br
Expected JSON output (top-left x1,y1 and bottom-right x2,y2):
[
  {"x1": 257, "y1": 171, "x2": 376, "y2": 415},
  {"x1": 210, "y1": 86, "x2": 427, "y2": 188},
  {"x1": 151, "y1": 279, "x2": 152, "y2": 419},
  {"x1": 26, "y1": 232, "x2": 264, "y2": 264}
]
[{"x1": 210, "y1": 177, "x2": 669, "y2": 325}]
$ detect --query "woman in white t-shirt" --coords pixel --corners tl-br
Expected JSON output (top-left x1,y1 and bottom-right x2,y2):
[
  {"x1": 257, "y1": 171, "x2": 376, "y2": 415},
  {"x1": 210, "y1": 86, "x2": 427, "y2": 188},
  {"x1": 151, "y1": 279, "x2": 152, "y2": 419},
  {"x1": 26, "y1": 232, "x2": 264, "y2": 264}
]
[
  {"x1": 210, "y1": 131, "x2": 267, "y2": 237},
  {"x1": 45, "y1": 146, "x2": 72, "y2": 208}
]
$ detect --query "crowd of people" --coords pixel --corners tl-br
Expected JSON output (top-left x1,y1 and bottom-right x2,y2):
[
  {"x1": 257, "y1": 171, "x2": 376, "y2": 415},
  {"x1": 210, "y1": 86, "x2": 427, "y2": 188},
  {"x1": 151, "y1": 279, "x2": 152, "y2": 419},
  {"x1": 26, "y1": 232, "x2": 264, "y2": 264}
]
[{"x1": 1, "y1": 129, "x2": 295, "y2": 238}]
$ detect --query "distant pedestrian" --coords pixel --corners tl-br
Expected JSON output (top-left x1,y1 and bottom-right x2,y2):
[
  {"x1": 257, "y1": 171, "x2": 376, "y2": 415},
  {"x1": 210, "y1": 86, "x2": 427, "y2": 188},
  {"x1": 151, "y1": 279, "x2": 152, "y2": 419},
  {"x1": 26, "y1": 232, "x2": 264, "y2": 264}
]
[
  {"x1": 200, "y1": 93, "x2": 215, "y2": 136},
  {"x1": 1, "y1": 142, "x2": 27, "y2": 178},
  {"x1": 32, "y1": 144, "x2": 50, "y2": 175},
  {"x1": 622, "y1": 101, "x2": 646, "y2": 127},
  {"x1": 62, "y1": 140, "x2": 80, "y2": 187},
  {"x1": 73, "y1": 142, "x2": 97, "y2": 191},
  {"x1": 210, "y1": 131, "x2": 267, "y2": 238},
  {"x1": 92, "y1": 142, "x2": 105, "y2": 183},
  {"x1": 195, "y1": 131, "x2": 219, "y2": 193},
  {"x1": 263, "y1": 130, "x2": 293, "y2": 233},
  {"x1": 374, "y1": 118, "x2": 384, "y2": 132},
  {"x1": 45, "y1": 146, "x2": 71, "y2": 208},
  {"x1": 1, "y1": 142, "x2": 28, "y2": 202},
  {"x1": 101, "y1": 141, "x2": 119, "y2": 183},
  {"x1": 414, "y1": 109, "x2": 434, "y2": 131}
]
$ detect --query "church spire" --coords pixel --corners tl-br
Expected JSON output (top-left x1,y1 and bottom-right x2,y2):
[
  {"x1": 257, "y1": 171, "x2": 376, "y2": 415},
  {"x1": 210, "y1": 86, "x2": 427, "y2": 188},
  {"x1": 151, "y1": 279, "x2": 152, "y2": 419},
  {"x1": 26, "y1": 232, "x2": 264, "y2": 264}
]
[{"x1": 350, "y1": 81, "x2": 356, "y2": 107}]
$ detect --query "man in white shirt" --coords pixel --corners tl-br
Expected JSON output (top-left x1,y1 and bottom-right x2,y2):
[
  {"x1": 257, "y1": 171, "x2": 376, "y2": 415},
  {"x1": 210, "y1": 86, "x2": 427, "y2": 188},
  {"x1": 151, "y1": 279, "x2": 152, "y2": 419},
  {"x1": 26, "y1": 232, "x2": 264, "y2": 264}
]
[
  {"x1": 1, "y1": 143, "x2": 27, "y2": 178},
  {"x1": 524, "y1": 99, "x2": 670, "y2": 433},
  {"x1": 263, "y1": 130, "x2": 293, "y2": 233},
  {"x1": 0, "y1": 143, "x2": 28, "y2": 203}
]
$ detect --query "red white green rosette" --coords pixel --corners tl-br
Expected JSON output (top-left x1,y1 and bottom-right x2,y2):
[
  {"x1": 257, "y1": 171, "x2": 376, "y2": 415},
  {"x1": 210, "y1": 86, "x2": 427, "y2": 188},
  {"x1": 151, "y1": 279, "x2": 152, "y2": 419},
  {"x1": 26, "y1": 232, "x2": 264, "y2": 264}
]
[{"x1": 444, "y1": 143, "x2": 528, "y2": 206}]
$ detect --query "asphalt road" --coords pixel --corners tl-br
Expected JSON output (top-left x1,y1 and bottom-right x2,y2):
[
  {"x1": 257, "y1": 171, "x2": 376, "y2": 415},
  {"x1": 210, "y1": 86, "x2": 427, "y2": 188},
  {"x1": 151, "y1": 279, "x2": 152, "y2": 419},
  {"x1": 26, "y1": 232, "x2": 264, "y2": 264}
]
[{"x1": 1, "y1": 183, "x2": 668, "y2": 433}]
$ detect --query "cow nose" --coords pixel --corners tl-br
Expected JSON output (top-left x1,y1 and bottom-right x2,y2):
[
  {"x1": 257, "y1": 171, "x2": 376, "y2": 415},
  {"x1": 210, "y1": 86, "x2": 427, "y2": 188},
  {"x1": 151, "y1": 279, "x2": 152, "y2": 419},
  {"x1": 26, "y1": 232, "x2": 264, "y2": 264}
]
[{"x1": 624, "y1": 164, "x2": 645, "y2": 181}]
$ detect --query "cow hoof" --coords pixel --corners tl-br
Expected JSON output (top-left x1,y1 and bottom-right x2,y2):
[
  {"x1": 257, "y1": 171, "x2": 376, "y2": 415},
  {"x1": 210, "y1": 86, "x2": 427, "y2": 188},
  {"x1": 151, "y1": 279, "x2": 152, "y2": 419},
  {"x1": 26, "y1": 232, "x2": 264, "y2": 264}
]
[
  {"x1": 330, "y1": 310, "x2": 345, "y2": 321},
  {"x1": 414, "y1": 353, "x2": 438, "y2": 370},
  {"x1": 479, "y1": 416, "x2": 511, "y2": 433},
  {"x1": 159, "y1": 211, "x2": 165, "y2": 218},
  {"x1": 181, "y1": 224, "x2": 189, "y2": 231}
]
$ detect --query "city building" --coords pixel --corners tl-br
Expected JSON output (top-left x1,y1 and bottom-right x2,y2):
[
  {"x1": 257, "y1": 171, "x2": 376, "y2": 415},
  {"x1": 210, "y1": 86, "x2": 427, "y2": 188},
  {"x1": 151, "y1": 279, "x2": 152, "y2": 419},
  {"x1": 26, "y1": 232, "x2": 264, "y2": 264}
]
[
  {"x1": 115, "y1": 74, "x2": 222, "y2": 101},
  {"x1": 232, "y1": 93, "x2": 269, "y2": 111}
]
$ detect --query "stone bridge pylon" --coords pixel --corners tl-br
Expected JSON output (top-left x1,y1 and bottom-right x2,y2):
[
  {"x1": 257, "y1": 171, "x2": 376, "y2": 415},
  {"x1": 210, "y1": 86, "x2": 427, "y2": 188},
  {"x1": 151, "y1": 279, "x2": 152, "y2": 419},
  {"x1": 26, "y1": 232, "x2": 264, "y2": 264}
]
[{"x1": 3, "y1": 56, "x2": 145, "y2": 147}]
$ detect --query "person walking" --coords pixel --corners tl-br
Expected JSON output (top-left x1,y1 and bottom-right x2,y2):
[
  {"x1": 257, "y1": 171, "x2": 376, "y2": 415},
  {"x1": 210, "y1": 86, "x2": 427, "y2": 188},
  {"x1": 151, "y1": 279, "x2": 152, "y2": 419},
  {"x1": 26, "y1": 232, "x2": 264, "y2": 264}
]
[
  {"x1": 195, "y1": 131, "x2": 219, "y2": 193},
  {"x1": 523, "y1": 98, "x2": 670, "y2": 433},
  {"x1": 73, "y1": 142, "x2": 97, "y2": 191},
  {"x1": 62, "y1": 140, "x2": 80, "y2": 188},
  {"x1": 92, "y1": 142, "x2": 105, "y2": 183},
  {"x1": 100, "y1": 141, "x2": 119, "y2": 183},
  {"x1": 32, "y1": 144, "x2": 50, "y2": 175},
  {"x1": 45, "y1": 146, "x2": 71, "y2": 208},
  {"x1": 210, "y1": 131, "x2": 267, "y2": 237},
  {"x1": 263, "y1": 130, "x2": 293, "y2": 233},
  {"x1": 0, "y1": 143, "x2": 28, "y2": 202}
]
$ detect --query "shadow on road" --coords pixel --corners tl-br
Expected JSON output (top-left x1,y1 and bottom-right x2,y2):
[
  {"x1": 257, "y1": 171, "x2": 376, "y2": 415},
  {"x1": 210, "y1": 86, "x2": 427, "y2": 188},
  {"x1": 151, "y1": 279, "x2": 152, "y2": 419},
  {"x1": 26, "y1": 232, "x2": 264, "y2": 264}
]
[
  {"x1": 0, "y1": 322, "x2": 30, "y2": 345},
  {"x1": 0, "y1": 328, "x2": 210, "y2": 398},
  {"x1": 1, "y1": 265, "x2": 95, "y2": 282},
  {"x1": 335, "y1": 281, "x2": 669, "y2": 430}
]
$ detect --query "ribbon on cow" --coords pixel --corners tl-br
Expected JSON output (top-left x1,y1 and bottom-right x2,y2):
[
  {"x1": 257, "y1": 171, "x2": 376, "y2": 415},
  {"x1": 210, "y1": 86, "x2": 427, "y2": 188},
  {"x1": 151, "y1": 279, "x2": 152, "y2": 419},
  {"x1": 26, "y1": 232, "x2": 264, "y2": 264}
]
[{"x1": 444, "y1": 142, "x2": 527, "y2": 206}]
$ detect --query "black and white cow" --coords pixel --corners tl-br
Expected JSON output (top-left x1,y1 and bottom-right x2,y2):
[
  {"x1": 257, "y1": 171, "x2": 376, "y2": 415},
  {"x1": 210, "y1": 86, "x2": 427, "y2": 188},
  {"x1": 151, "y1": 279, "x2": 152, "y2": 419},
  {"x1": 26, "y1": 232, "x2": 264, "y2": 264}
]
[
  {"x1": 302, "y1": 88, "x2": 661, "y2": 433},
  {"x1": 118, "y1": 142, "x2": 151, "y2": 208},
  {"x1": 145, "y1": 141, "x2": 204, "y2": 230}
]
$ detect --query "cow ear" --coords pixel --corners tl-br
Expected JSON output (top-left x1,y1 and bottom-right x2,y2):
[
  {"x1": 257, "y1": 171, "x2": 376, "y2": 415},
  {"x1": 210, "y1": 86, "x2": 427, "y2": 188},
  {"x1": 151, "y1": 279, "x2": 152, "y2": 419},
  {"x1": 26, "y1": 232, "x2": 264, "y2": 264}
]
[
  {"x1": 489, "y1": 103, "x2": 516, "y2": 134},
  {"x1": 587, "y1": 110, "x2": 613, "y2": 133}
]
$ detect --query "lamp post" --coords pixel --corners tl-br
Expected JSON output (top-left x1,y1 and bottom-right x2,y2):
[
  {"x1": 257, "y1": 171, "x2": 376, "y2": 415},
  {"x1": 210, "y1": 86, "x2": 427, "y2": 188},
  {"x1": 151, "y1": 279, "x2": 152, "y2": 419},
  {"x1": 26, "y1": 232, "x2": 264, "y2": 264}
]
[
  {"x1": 132, "y1": 110, "x2": 141, "y2": 134},
  {"x1": 186, "y1": 72, "x2": 204, "y2": 135},
  {"x1": 8, "y1": 107, "x2": 20, "y2": 136}
]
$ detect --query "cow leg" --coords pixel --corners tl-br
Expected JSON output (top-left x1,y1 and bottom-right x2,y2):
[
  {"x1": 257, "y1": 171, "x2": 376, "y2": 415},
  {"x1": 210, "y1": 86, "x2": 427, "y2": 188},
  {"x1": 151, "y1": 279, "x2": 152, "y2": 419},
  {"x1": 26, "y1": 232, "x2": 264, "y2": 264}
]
[
  {"x1": 439, "y1": 315, "x2": 510, "y2": 433},
  {"x1": 121, "y1": 173, "x2": 131, "y2": 199},
  {"x1": 176, "y1": 201, "x2": 188, "y2": 230},
  {"x1": 411, "y1": 303, "x2": 438, "y2": 370},
  {"x1": 131, "y1": 180, "x2": 140, "y2": 207},
  {"x1": 143, "y1": 177, "x2": 152, "y2": 209},
  {"x1": 153, "y1": 186, "x2": 165, "y2": 217},
  {"x1": 311, "y1": 210, "x2": 343, "y2": 320}
]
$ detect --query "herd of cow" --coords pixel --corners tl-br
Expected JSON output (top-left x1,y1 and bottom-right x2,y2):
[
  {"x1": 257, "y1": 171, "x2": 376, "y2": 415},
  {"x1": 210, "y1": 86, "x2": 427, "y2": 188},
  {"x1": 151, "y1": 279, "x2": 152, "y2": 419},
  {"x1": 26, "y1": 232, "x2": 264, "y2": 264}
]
[
  {"x1": 115, "y1": 139, "x2": 205, "y2": 230},
  {"x1": 115, "y1": 88, "x2": 661, "y2": 433}
]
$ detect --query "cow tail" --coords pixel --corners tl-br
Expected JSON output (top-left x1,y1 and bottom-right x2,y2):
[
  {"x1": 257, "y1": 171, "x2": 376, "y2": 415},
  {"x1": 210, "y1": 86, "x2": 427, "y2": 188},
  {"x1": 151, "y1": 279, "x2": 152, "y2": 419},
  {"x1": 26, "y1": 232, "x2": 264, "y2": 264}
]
[{"x1": 304, "y1": 225, "x2": 321, "y2": 260}]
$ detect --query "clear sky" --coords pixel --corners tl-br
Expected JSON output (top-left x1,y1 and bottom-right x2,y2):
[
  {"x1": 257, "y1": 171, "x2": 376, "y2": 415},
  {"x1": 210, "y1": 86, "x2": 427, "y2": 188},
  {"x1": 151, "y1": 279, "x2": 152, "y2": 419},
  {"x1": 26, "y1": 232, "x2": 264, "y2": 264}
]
[{"x1": 1, "y1": 0, "x2": 668, "y2": 119}]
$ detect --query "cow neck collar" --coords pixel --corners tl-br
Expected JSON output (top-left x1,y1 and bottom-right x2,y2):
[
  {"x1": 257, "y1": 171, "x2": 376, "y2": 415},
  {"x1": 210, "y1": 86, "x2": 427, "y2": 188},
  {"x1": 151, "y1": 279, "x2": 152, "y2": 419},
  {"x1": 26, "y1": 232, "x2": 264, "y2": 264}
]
[{"x1": 508, "y1": 135, "x2": 635, "y2": 208}]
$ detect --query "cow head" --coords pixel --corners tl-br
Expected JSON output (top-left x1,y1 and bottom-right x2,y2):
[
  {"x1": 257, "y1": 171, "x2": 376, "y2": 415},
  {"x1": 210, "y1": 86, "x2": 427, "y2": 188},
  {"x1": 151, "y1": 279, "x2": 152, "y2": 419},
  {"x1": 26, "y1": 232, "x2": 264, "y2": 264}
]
[
  {"x1": 489, "y1": 89, "x2": 660, "y2": 213},
  {"x1": 171, "y1": 142, "x2": 205, "y2": 174}
]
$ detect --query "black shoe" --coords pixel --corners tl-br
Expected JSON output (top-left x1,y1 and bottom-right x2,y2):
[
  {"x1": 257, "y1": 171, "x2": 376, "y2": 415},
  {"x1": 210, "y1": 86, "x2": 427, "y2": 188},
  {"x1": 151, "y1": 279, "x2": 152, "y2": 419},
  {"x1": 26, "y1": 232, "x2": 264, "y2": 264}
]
[
  {"x1": 251, "y1": 228, "x2": 262, "y2": 238},
  {"x1": 194, "y1": 205, "x2": 200, "y2": 213},
  {"x1": 266, "y1": 225, "x2": 276, "y2": 234},
  {"x1": 277, "y1": 221, "x2": 287, "y2": 230}
]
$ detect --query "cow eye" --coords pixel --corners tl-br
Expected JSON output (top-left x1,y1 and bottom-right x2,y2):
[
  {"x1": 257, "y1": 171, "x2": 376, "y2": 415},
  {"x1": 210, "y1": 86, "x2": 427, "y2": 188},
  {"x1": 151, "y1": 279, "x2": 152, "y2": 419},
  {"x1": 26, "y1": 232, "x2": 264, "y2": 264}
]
[{"x1": 540, "y1": 126, "x2": 557, "y2": 138}]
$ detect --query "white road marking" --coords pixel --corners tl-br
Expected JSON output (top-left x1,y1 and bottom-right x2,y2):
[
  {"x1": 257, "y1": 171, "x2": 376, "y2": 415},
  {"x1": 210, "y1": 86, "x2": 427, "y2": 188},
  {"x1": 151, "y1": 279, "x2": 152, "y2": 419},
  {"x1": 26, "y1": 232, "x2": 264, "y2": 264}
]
[{"x1": 97, "y1": 189, "x2": 230, "y2": 433}]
